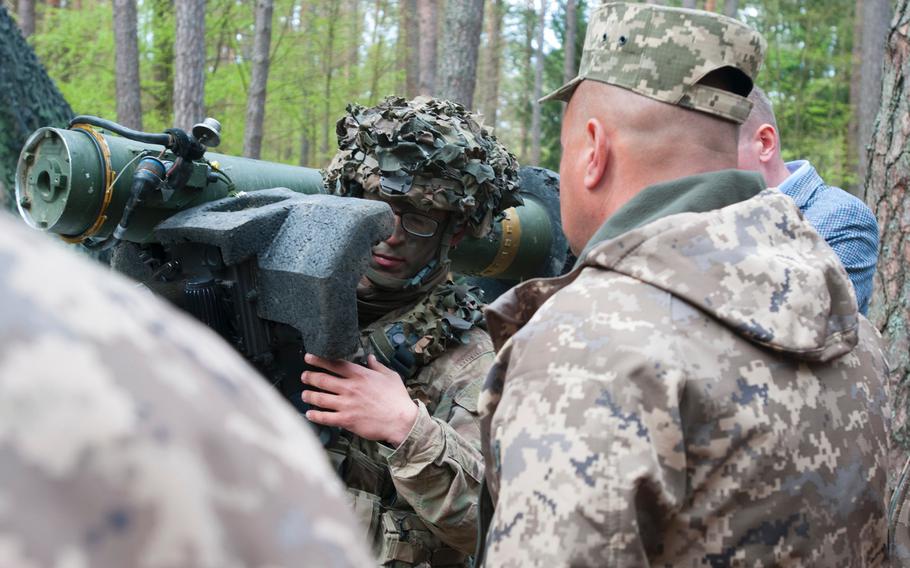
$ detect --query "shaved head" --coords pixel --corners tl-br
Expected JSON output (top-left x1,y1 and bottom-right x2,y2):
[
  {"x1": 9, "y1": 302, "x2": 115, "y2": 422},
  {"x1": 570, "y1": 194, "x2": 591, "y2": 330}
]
[{"x1": 558, "y1": 80, "x2": 740, "y2": 253}]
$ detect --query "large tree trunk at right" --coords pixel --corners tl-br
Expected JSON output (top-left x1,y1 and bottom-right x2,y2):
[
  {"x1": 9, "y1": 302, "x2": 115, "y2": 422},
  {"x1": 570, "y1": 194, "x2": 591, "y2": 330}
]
[
  {"x1": 437, "y1": 0, "x2": 484, "y2": 107},
  {"x1": 173, "y1": 0, "x2": 206, "y2": 130},
  {"x1": 0, "y1": 5, "x2": 72, "y2": 211},
  {"x1": 242, "y1": 0, "x2": 274, "y2": 159},
  {"x1": 17, "y1": 0, "x2": 35, "y2": 38},
  {"x1": 113, "y1": 0, "x2": 143, "y2": 130},
  {"x1": 865, "y1": 0, "x2": 910, "y2": 480},
  {"x1": 417, "y1": 0, "x2": 438, "y2": 96}
]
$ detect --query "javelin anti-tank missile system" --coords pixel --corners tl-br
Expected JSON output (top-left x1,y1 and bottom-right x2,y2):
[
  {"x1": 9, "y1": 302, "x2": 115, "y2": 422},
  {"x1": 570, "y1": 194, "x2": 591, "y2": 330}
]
[{"x1": 15, "y1": 116, "x2": 567, "y2": 418}]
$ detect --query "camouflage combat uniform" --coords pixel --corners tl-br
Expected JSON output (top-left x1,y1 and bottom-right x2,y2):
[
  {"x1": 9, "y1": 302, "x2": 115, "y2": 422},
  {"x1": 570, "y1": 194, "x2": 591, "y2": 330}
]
[
  {"x1": 323, "y1": 97, "x2": 520, "y2": 566},
  {"x1": 478, "y1": 174, "x2": 890, "y2": 566},
  {"x1": 478, "y1": 3, "x2": 891, "y2": 566},
  {"x1": 0, "y1": 213, "x2": 372, "y2": 568}
]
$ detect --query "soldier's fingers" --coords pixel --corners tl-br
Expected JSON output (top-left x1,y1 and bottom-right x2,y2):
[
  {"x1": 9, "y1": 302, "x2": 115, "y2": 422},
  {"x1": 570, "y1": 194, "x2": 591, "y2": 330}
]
[
  {"x1": 366, "y1": 354, "x2": 397, "y2": 378},
  {"x1": 304, "y1": 353, "x2": 361, "y2": 377},
  {"x1": 301, "y1": 389, "x2": 343, "y2": 411},
  {"x1": 305, "y1": 409, "x2": 345, "y2": 428},
  {"x1": 301, "y1": 371, "x2": 347, "y2": 394}
]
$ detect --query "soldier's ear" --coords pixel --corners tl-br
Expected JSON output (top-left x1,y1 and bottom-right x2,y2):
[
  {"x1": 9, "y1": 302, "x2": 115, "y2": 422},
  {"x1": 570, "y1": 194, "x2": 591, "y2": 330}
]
[
  {"x1": 755, "y1": 123, "x2": 779, "y2": 164},
  {"x1": 584, "y1": 117, "x2": 610, "y2": 191}
]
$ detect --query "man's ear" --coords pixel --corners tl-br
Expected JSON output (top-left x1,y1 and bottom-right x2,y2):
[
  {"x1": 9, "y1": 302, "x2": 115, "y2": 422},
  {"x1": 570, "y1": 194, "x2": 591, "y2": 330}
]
[
  {"x1": 584, "y1": 117, "x2": 610, "y2": 191},
  {"x1": 756, "y1": 123, "x2": 779, "y2": 164}
]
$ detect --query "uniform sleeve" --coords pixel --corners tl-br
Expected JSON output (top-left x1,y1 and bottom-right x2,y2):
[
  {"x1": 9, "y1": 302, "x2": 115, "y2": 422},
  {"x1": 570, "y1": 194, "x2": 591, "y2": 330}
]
[
  {"x1": 386, "y1": 342, "x2": 492, "y2": 554},
  {"x1": 482, "y1": 295, "x2": 689, "y2": 566}
]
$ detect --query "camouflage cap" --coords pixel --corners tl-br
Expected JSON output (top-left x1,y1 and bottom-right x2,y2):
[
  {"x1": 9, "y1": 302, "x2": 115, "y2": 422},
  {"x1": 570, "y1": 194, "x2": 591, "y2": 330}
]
[
  {"x1": 541, "y1": 2, "x2": 766, "y2": 124},
  {"x1": 324, "y1": 96, "x2": 522, "y2": 237}
]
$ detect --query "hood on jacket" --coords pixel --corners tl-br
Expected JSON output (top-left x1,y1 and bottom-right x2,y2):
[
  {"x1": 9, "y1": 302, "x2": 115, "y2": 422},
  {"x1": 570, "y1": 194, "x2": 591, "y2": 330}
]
[{"x1": 487, "y1": 188, "x2": 859, "y2": 363}]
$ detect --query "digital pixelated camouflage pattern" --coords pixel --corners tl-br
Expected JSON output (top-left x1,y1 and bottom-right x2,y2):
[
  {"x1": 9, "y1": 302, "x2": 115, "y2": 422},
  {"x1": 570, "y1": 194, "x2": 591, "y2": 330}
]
[
  {"x1": 478, "y1": 183, "x2": 890, "y2": 566},
  {"x1": 0, "y1": 213, "x2": 372, "y2": 568},
  {"x1": 891, "y1": 456, "x2": 910, "y2": 562},
  {"x1": 324, "y1": 96, "x2": 521, "y2": 237},
  {"x1": 327, "y1": 289, "x2": 493, "y2": 566},
  {"x1": 541, "y1": 2, "x2": 766, "y2": 124}
]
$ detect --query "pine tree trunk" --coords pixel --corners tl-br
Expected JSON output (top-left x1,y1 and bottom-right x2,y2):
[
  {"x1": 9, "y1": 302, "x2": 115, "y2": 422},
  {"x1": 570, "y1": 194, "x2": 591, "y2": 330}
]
[
  {"x1": 0, "y1": 5, "x2": 72, "y2": 211},
  {"x1": 682, "y1": 0, "x2": 697, "y2": 9},
  {"x1": 17, "y1": 0, "x2": 34, "y2": 37},
  {"x1": 151, "y1": 0, "x2": 174, "y2": 126},
  {"x1": 564, "y1": 0, "x2": 577, "y2": 84},
  {"x1": 173, "y1": 0, "x2": 206, "y2": 130},
  {"x1": 402, "y1": 0, "x2": 419, "y2": 97},
  {"x1": 479, "y1": 0, "x2": 504, "y2": 129},
  {"x1": 417, "y1": 0, "x2": 438, "y2": 95},
  {"x1": 855, "y1": 0, "x2": 891, "y2": 196},
  {"x1": 113, "y1": 0, "x2": 143, "y2": 130},
  {"x1": 723, "y1": 0, "x2": 738, "y2": 17},
  {"x1": 530, "y1": 0, "x2": 545, "y2": 165},
  {"x1": 437, "y1": 0, "x2": 484, "y2": 107},
  {"x1": 865, "y1": 0, "x2": 910, "y2": 474},
  {"x1": 321, "y1": 0, "x2": 340, "y2": 157},
  {"x1": 243, "y1": 0, "x2": 273, "y2": 159}
]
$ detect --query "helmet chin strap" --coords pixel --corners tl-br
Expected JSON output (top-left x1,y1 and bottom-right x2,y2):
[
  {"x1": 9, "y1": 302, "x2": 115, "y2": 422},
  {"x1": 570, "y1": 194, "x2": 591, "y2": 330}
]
[{"x1": 363, "y1": 216, "x2": 457, "y2": 292}]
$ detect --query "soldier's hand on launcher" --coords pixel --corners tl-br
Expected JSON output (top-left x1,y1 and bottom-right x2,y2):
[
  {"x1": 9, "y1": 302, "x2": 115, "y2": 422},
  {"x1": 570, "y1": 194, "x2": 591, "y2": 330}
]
[{"x1": 301, "y1": 353, "x2": 419, "y2": 447}]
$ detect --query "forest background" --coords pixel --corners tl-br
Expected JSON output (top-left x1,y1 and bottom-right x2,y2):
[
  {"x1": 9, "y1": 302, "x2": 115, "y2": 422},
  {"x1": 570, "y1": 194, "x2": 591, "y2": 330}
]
[{"x1": 3, "y1": 0, "x2": 890, "y2": 195}]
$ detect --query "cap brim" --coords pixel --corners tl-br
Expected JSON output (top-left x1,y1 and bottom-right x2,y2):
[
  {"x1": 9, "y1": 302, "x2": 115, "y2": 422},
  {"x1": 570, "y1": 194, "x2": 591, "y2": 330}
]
[{"x1": 539, "y1": 76, "x2": 584, "y2": 104}]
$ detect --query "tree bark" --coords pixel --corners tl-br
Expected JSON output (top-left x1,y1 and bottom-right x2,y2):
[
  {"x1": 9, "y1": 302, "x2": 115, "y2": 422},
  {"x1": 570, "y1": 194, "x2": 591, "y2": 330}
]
[
  {"x1": 402, "y1": 0, "x2": 419, "y2": 97},
  {"x1": 865, "y1": 0, "x2": 910, "y2": 475},
  {"x1": 855, "y1": 0, "x2": 892, "y2": 195},
  {"x1": 242, "y1": 0, "x2": 274, "y2": 159},
  {"x1": 0, "y1": 4, "x2": 72, "y2": 210},
  {"x1": 723, "y1": 0, "x2": 739, "y2": 17},
  {"x1": 682, "y1": 0, "x2": 697, "y2": 9},
  {"x1": 564, "y1": 0, "x2": 577, "y2": 84},
  {"x1": 479, "y1": 0, "x2": 504, "y2": 129},
  {"x1": 151, "y1": 0, "x2": 174, "y2": 126},
  {"x1": 417, "y1": 0, "x2": 438, "y2": 95},
  {"x1": 321, "y1": 0, "x2": 340, "y2": 157},
  {"x1": 530, "y1": 0, "x2": 546, "y2": 165},
  {"x1": 437, "y1": 0, "x2": 483, "y2": 107},
  {"x1": 173, "y1": 0, "x2": 207, "y2": 130},
  {"x1": 113, "y1": 0, "x2": 143, "y2": 130},
  {"x1": 704, "y1": 0, "x2": 716, "y2": 12},
  {"x1": 16, "y1": 0, "x2": 34, "y2": 37}
]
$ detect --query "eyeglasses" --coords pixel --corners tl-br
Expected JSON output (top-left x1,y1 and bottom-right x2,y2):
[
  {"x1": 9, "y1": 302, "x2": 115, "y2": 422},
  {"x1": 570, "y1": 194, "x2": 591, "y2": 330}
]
[{"x1": 396, "y1": 211, "x2": 439, "y2": 238}]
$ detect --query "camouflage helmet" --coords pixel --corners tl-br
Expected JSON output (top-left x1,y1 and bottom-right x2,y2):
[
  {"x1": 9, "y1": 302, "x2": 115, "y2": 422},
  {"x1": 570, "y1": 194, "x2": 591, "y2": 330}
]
[{"x1": 324, "y1": 96, "x2": 522, "y2": 237}]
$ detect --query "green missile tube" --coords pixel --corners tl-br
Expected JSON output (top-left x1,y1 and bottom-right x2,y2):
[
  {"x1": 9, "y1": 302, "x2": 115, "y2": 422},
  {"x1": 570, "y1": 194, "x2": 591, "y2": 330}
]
[
  {"x1": 16, "y1": 125, "x2": 566, "y2": 280},
  {"x1": 16, "y1": 125, "x2": 325, "y2": 243}
]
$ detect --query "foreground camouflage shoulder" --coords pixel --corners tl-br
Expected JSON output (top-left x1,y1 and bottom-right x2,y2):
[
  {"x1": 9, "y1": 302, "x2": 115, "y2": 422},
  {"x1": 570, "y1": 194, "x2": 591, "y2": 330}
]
[{"x1": 0, "y1": 214, "x2": 371, "y2": 568}]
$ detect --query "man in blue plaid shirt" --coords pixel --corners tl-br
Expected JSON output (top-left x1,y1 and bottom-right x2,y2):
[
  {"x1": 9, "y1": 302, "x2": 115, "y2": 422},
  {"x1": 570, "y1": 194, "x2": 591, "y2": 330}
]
[{"x1": 738, "y1": 87, "x2": 879, "y2": 315}]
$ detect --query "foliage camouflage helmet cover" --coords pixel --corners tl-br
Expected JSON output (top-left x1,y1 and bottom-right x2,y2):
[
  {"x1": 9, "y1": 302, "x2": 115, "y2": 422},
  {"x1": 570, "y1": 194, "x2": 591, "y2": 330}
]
[
  {"x1": 541, "y1": 2, "x2": 766, "y2": 124},
  {"x1": 324, "y1": 96, "x2": 522, "y2": 238}
]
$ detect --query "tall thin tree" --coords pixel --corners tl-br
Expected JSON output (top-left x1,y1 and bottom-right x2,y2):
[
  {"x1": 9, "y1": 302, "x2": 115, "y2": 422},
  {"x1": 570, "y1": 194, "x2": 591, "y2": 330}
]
[
  {"x1": 113, "y1": 0, "x2": 143, "y2": 130},
  {"x1": 243, "y1": 0, "x2": 274, "y2": 158},
  {"x1": 173, "y1": 0, "x2": 207, "y2": 130},
  {"x1": 479, "y1": 0, "x2": 505, "y2": 128},
  {"x1": 403, "y1": 0, "x2": 419, "y2": 97},
  {"x1": 564, "y1": 0, "x2": 577, "y2": 85},
  {"x1": 16, "y1": 0, "x2": 34, "y2": 37},
  {"x1": 530, "y1": 0, "x2": 546, "y2": 165},
  {"x1": 865, "y1": 0, "x2": 910, "y2": 477},
  {"x1": 438, "y1": 0, "x2": 484, "y2": 107},
  {"x1": 417, "y1": 0, "x2": 438, "y2": 95}
]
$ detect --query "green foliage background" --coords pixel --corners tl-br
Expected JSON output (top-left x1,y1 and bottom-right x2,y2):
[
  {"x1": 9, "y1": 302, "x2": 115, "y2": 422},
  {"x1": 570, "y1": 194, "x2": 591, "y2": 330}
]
[{"x1": 21, "y1": 0, "x2": 859, "y2": 189}]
